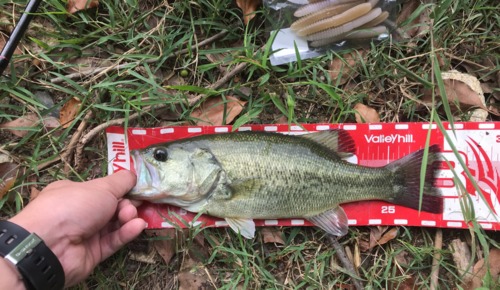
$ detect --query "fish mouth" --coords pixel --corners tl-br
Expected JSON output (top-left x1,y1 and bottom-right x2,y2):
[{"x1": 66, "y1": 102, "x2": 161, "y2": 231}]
[{"x1": 129, "y1": 150, "x2": 160, "y2": 199}]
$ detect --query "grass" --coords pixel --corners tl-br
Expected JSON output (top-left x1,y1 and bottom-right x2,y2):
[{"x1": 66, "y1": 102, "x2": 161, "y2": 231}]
[{"x1": 1, "y1": 0, "x2": 499, "y2": 288}]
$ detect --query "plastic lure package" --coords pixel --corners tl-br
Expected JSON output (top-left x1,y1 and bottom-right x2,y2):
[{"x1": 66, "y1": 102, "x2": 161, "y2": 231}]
[{"x1": 266, "y1": 0, "x2": 397, "y2": 65}]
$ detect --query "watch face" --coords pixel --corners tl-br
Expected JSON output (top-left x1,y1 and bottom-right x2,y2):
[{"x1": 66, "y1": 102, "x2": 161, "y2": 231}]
[{"x1": 4, "y1": 234, "x2": 42, "y2": 265}]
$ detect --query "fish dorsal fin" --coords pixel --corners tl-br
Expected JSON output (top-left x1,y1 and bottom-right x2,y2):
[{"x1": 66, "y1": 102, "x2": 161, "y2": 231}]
[
  {"x1": 306, "y1": 206, "x2": 349, "y2": 237},
  {"x1": 225, "y1": 218, "x2": 256, "y2": 239},
  {"x1": 301, "y1": 129, "x2": 355, "y2": 158}
]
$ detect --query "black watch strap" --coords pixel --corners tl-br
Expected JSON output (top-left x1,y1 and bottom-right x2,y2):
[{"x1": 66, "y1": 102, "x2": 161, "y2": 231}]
[{"x1": 0, "y1": 220, "x2": 65, "y2": 290}]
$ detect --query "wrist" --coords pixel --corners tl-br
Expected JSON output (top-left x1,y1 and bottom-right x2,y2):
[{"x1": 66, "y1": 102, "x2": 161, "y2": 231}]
[
  {"x1": 1, "y1": 219, "x2": 66, "y2": 289},
  {"x1": 0, "y1": 257, "x2": 26, "y2": 290},
  {"x1": 9, "y1": 211, "x2": 70, "y2": 264}
]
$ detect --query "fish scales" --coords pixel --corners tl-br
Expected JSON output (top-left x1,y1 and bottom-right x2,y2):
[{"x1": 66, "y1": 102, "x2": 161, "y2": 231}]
[
  {"x1": 129, "y1": 130, "x2": 442, "y2": 238},
  {"x1": 164, "y1": 132, "x2": 395, "y2": 218}
]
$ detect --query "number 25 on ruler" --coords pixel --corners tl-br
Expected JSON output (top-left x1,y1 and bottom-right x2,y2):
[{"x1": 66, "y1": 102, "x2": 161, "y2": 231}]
[{"x1": 381, "y1": 206, "x2": 396, "y2": 214}]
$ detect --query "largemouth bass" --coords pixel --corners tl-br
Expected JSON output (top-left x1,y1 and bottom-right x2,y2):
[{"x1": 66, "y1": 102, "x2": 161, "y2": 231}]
[{"x1": 128, "y1": 130, "x2": 442, "y2": 238}]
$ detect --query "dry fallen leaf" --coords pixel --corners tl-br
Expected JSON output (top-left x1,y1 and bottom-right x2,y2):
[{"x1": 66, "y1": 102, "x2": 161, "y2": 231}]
[
  {"x1": 66, "y1": 55, "x2": 113, "y2": 75},
  {"x1": 67, "y1": 0, "x2": 99, "y2": 14},
  {"x1": 191, "y1": 96, "x2": 246, "y2": 126},
  {"x1": 178, "y1": 255, "x2": 212, "y2": 290},
  {"x1": 0, "y1": 32, "x2": 23, "y2": 59},
  {"x1": 376, "y1": 227, "x2": 398, "y2": 246},
  {"x1": 470, "y1": 248, "x2": 500, "y2": 289},
  {"x1": 60, "y1": 97, "x2": 82, "y2": 128},
  {"x1": 391, "y1": 251, "x2": 417, "y2": 290},
  {"x1": 394, "y1": 250, "x2": 410, "y2": 267},
  {"x1": 328, "y1": 50, "x2": 366, "y2": 86},
  {"x1": 146, "y1": 229, "x2": 178, "y2": 265},
  {"x1": 128, "y1": 247, "x2": 157, "y2": 264},
  {"x1": 422, "y1": 70, "x2": 493, "y2": 120},
  {"x1": 206, "y1": 51, "x2": 231, "y2": 74},
  {"x1": 261, "y1": 227, "x2": 285, "y2": 244},
  {"x1": 235, "y1": 0, "x2": 262, "y2": 25},
  {"x1": 353, "y1": 103, "x2": 380, "y2": 123},
  {"x1": 0, "y1": 113, "x2": 60, "y2": 137},
  {"x1": 360, "y1": 226, "x2": 397, "y2": 252},
  {"x1": 0, "y1": 162, "x2": 19, "y2": 199},
  {"x1": 30, "y1": 186, "x2": 41, "y2": 201},
  {"x1": 396, "y1": 0, "x2": 432, "y2": 39},
  {"x1": 0, "y1": 114, "x2": 38, "y2": 137},
  {"x1": 488, "y1": 98, "x2": 500, "y2": 116},
  {"x1": 369, "y1": 226, "x2": 387, "y2": 249}
]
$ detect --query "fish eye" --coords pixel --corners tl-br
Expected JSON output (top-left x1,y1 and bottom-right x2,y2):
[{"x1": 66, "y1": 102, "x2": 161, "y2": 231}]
[{"x1": 153, "y1": 148, "x2": 168, "y2": 162}]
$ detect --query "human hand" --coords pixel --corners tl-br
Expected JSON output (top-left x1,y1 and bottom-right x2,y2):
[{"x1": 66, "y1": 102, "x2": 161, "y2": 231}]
[{"x1": 9, "y1": 170, "x2": 146, "y2": 287}]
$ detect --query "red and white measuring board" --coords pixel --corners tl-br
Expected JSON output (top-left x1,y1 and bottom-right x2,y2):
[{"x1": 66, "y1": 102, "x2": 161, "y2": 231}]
[{"x1": 106, "y1": 122, "x2": 500, "y2": 231}]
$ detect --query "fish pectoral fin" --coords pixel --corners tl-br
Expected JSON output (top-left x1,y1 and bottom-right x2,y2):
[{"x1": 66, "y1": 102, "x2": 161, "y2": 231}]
[
  {"x1": 306, "y1": 206, "x2": 349, "y2": 237},
  {"x1": 225, "y1": 217, "x2": 256, "y2": 239},
  {"x1": 301, "y1": 130, "x2": 355, "y2": 159}
]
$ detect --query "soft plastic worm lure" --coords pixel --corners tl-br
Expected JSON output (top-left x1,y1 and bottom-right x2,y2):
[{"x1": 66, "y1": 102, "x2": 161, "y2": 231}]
[
  {"x1": 309, "y1": 25, "x2": 387, "y2": 47},
  {"x1": 295, "y1": 2, "x2": 373, "y2": 36},
  {"x1": 290, "y1": 0, "x2": 388, "y2": 46},
  {"x1": 294, "y1": 0, "x2": 362, "y2": 17},
  {"x1": 357, "y1": 10, "x2": 388, "y2": 29},
  {"x1": 290, "y1": 1, "x2": 363, "y2": 32},
  {"x1": 287, "y1": 0, "x2": 322, "y2": 4},
  {"x1": 305, "y1": 7, "x2": 382, "y2": 41},
  {"x1": 344, "y1": 25, "x2": 388, "y2": 39}
]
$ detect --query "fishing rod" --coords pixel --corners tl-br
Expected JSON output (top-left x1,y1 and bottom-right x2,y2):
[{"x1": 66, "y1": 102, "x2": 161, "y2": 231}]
[{"x1": 0, "y1": 0, "x2": 43, "y2": 75}]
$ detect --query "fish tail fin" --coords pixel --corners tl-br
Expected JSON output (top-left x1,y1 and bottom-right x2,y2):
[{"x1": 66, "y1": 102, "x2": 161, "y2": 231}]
[{"x1": 385, "y1": 145, "x2": 443, "y2": 213}]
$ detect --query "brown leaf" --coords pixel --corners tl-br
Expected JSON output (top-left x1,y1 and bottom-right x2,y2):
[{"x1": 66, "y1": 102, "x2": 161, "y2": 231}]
[
  {"x1": 394, "y1": 250, "x2": 410, "y2": 267},
  {"x1": 178, "y1": 255, "x2": 213, "y2": 290},
  {"x1": 0, "y1": 114, "x2": 38, "y2": 137},
  {"x1": 235, "y1": 0, "x2": 262, "y2": 25},
  {"x1": 206, "y1": 52, "x2": 230, "y2": 74},
  {"x1": 67, "y1": 0, "x2": 99, "y2": 14},
  {"x1": 0, "y1": 113, "x2": 60, "y2": 137},
  {"x1": 443, "y1": 79, "x2": 485, "y2": 109},
  {"x1": 470, "y1": 248, "x2": 500, "y2": 289},
  {"x1": 488, "y1": 99, "x2": 500, "y2": 116},
  {"x1": 376, "y1": 227, "x2": 398, "y2": 246},
  {"x1": 30, "y1": 186, "x2": 41, "y2": 201},
  {"x1": 358, "y1": 239, "x2": 370, "y2": 252},
  {"x1": 353, "y1": 103, "x2": 380, "y2": 123},
  {"x1": 360, "y1": 226, "x2": 394, "y2": 252},
  {"x1": 64, "y1": 55, "x2": 113, "y2": 76},
  {"x1": 422, "y1": 71, "x2": 495, "y2": 118},
  {"x1": 191, "y1": 96, "x2": 246, "y2": 126},
  {"x1": 0, "y1": 32, "x2": 23, "y2": 57},
  {"x1": 369, "y1": 226, "x2": 387, "y2": 249},
  {"x1": 261, "y1": 227, "x2": 284, "y2": 244},
  {"x1": 396, "y1": 0, "x2": 431, "y2": 39},
  {"x1": 328, "y1": 50, "x2": 366, "y2": 86},
  {"x1": 390, "y1": 254, "x2": 417, "y2": 290},
  {"x1": 60, "y1": 97, "x2": 82, "y2": 128},
  {"x1": 275, "y1": 115, "x2": 288, "y2": 124},
  {"x1": 146, "y1": 229, "x2": 178, "y2": 265},
  {"x1": 128, "y1": 246, "x2": 157, "y2": 264},
  {"x1": 0, "y1": 162, "x2": 19, "y2": 199}
]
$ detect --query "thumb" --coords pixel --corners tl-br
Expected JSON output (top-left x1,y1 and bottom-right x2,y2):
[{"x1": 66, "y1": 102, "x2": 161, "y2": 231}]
[{"x1": 87, "y1": 170, "x2": 137, "y2": 199}]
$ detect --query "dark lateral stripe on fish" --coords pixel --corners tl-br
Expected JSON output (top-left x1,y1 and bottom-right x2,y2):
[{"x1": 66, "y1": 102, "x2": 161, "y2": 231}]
[{"x1": 386, "y1": 144, "x2": 443, "y2": 214}]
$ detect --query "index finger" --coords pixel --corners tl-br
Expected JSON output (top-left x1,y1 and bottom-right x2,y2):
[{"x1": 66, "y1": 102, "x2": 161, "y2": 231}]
[{"x1": 86, "y1": 170, "x2": 137, "y2": 199}]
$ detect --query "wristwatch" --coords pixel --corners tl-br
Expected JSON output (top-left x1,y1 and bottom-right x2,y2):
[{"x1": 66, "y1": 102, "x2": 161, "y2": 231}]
[{"x1": 0, "y1": 220, "x2": 65, "y2": 290}]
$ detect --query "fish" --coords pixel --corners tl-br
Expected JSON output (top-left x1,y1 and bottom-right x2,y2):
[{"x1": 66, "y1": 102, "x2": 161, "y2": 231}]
[{"x1": 128, "y1": 129, "x2": 442, "y2": 239}]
